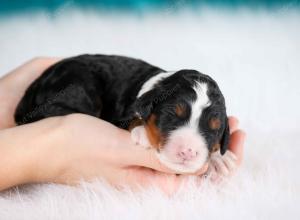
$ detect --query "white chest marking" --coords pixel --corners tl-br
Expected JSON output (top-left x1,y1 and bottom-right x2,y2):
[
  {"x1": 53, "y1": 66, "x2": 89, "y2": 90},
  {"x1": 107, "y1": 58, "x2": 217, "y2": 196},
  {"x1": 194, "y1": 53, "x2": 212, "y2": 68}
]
[{"x1": 137, "y1": 71, "x2": 176, "y2": 98}]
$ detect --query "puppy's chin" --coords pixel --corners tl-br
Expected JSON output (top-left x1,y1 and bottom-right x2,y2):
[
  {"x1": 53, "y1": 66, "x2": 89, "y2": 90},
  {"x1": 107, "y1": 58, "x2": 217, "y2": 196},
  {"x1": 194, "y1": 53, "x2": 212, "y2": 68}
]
[{"x1": 155, "y1": 150, "x2": 208, "y2": 173}]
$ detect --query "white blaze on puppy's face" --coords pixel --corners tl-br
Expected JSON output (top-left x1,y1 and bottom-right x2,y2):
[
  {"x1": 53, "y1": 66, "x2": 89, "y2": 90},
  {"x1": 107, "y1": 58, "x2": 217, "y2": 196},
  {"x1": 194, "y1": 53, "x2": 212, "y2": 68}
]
[
  {"x1": 156, "y1": 81, "x2": 211, "y2": 173},
  {"x1": 137, "y1": 71, "x2": 176, "y2": 98}
]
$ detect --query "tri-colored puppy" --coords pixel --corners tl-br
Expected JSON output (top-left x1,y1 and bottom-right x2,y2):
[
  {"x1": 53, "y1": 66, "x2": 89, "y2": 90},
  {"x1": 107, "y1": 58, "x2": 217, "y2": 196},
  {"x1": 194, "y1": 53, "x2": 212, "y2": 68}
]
[{"x1": 15, "y1": 54, "x2": 235, "y2": 175}]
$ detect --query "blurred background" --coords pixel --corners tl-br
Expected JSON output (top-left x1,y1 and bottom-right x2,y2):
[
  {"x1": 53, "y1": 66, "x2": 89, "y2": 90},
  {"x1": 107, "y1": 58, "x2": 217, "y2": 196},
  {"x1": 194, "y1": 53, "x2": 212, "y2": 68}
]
[
  {"x1": 0, "y1": 1, "x2": 300, "y2": 135},
  {"x1": 0, "y1": 0, "x2": 300, "y2": 219}
]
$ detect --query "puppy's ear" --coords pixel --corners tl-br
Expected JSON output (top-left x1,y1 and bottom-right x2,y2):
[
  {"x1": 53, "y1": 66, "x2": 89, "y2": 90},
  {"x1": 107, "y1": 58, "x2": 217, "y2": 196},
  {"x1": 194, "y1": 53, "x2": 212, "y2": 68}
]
[
  {"x1": 220, "y1": 117, "x2": 230, "y2": 155},
  {"x1": 133, "y1": 89, "x2": 158, "y2": 120}
]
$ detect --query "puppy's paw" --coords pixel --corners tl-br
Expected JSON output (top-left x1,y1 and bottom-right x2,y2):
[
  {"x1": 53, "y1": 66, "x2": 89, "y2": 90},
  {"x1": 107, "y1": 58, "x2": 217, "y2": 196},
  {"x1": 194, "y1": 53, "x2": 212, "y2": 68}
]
[
  {"x1": 205, "y1": 151, "x2": 237, "y2": 183},
  {"x1": 131, "y1": 126, "x2": 151, "y2": 148}
]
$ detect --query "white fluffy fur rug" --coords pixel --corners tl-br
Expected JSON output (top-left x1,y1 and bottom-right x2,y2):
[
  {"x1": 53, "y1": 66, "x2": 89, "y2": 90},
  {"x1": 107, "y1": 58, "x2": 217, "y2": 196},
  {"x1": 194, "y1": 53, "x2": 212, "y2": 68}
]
[{"x1": 0, "y1": 8, "x2": 300, "y2": 220}]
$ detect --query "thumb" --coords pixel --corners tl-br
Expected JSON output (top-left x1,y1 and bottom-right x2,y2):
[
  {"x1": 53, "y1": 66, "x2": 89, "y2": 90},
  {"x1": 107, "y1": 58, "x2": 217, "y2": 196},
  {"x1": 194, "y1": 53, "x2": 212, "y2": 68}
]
[
  {"x1": 114, "y1": 129, "x2": 179, "y2": 174},
  {"x1": 125, "y1": 145, "x2": 180, "y2": 174}
]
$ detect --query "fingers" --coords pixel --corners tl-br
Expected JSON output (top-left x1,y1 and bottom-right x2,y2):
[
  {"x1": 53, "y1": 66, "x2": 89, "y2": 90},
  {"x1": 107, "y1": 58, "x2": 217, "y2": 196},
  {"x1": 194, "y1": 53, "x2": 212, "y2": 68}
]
[
  {"x1": 122, "y1": 167, "x2": 186, "y2": 195},
  {"x1": 228, "y1": 116, "x2": 239, "y2": 134},
  {"x1": 126, "y1": 147, "x2": 179, "y2": 174},
  {"x1": 204, "y1": 150, "x2": 238, "y2": 183},
  {"x1": 222, "y1": 151, "x2": 238, "y2": 171},
  {"x1": 228, "y1": 116, "x2": 245, "y2": 166},
  {"x1": 228, "y1": 129, "x2": 246, "y2": 166}
]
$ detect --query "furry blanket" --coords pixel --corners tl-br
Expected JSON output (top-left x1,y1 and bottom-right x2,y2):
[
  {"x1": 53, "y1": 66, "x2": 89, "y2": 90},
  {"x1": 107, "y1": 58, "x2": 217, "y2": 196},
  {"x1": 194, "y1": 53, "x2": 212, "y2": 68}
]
[{"x1": 0, "y1": 8, "x2": 299, "y2": 219}]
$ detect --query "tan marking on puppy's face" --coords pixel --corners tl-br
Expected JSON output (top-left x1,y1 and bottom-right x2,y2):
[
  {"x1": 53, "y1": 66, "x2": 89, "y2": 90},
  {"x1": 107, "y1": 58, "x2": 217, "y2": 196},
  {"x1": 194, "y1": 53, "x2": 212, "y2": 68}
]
[
  {"x1": 145, "y1": 114, "x2": 163, "y2": 150},
  {"x1": 209, "y1": 118, "x2": 221, "y2": 130},
  {"x1": 211, "y1": 143, "x2": 221, "y2": 153},
  {"x1": 175, "y1": 104, "x2": 186, "y2": 117}
]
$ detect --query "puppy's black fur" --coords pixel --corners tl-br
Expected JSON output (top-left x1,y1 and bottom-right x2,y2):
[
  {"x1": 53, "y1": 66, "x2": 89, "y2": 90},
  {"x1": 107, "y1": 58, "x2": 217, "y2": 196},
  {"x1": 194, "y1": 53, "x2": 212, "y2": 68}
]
[{"x1": 15, "y1": 54, "x2": 229, "y2": 154}]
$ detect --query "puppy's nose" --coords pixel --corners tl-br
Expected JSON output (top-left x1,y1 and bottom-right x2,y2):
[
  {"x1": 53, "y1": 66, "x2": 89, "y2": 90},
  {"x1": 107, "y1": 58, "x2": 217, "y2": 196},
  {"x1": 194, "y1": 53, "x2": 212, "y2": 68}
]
[{"x1": 178, "y1": 147, "x2": 198, "y2": 161}]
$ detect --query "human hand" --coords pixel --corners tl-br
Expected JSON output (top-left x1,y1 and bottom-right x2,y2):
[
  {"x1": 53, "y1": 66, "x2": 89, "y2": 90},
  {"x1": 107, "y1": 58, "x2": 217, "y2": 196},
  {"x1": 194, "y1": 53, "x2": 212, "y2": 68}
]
[
  {"x1": 35, "y1": 114, "x2": 245, "y2": 194},
  {"x1": 39, "y1": 113, "x2": 208, "y2": 186}
]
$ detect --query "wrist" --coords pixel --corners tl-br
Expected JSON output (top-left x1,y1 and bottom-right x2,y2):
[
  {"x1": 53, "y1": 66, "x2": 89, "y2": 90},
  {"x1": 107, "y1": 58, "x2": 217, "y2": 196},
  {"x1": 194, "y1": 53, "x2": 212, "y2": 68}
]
[
  {"x1": 0, "y1": 117, "x2": 67, "y2": 190},
  {"x1": 30, "y1": 117, "x2": 69, "y2": 184}
]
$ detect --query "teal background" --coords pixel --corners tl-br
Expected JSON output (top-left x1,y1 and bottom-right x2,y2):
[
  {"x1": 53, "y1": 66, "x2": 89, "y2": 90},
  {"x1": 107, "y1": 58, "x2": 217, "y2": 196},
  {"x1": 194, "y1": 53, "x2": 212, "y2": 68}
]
[{"x1": 1, "y1": 0, "x2": 299, "y2": 15}]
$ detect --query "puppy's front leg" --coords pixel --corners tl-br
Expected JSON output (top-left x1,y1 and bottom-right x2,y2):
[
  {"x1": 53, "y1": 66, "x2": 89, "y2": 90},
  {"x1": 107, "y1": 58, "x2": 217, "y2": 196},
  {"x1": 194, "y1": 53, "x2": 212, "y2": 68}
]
[{"x1": 131, "y1": 126, "x2": 151, "y2": 149}]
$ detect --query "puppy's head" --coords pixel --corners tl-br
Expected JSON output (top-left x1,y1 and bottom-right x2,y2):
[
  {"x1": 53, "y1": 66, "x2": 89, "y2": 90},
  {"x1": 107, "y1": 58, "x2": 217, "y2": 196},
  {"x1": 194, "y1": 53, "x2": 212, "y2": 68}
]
[{"x1": 133, "y1": 70, "x2": 229, "y2": 172}]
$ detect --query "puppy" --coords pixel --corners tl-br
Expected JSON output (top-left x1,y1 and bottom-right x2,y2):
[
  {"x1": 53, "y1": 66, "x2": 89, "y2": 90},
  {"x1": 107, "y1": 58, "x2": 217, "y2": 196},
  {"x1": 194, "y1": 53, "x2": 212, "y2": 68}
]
[{"x1": 15, "y1": 54, "x2": 235, "y2": 175}]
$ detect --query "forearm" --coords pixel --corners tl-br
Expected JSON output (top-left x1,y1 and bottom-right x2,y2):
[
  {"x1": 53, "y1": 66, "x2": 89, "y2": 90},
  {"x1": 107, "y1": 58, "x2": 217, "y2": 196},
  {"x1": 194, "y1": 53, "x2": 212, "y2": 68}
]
[
  {"x1": 0, "y1": 57, "x2": 62, "y2": 129},
  {"x1": 0, "y1": 117, "x2": 64, "y2": 191}
]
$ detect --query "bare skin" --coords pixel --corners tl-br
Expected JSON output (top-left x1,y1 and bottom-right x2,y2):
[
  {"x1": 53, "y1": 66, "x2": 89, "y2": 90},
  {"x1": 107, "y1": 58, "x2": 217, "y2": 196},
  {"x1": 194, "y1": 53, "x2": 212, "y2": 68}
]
[{"x1": 0, "y1": 58, "x2": 246, "y2": 194}]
